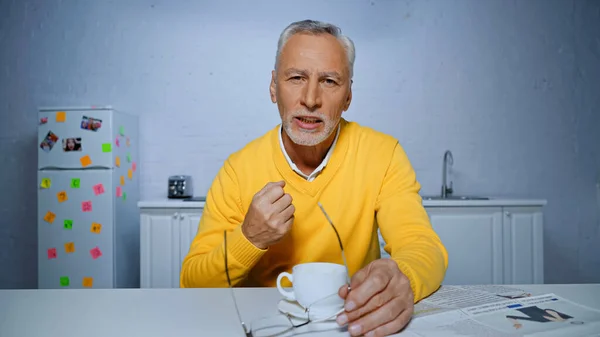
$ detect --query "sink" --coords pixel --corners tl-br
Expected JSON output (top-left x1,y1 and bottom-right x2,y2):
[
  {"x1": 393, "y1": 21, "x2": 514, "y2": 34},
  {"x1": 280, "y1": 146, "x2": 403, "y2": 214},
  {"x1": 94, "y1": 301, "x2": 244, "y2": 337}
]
[{"x1": 422, "y1": 195, "x2": 490, "y2": 201}]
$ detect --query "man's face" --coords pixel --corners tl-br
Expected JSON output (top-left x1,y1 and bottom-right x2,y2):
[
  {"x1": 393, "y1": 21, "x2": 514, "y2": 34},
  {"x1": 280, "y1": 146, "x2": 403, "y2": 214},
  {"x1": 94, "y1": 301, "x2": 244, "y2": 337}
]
[{"x1": 270, "y1": 33, "x2": 352, "y2": 146}]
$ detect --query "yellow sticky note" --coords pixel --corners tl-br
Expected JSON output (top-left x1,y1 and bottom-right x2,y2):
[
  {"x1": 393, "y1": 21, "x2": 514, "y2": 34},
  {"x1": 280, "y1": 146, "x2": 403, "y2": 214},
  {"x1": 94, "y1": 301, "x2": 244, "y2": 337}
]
[
  {"x1": 115, "y1": 156, "x2": 121, "y2": 167},
  {"x1": 44, "y1": 211, "x2": 56, "y2": 224},
  {"x1": 127, "y1": 169, "x2": 132, "y2": 180},
  {"x1": 90, "y1": 222, "x2": 102, "y2": 234},
  {"x1": 64, "y1": 242, "x2": 75, "y2": 254},
  {"x1": 40, "y1": 178, "x2": 51, "y2": 189},
  {"x1": 56, "y1": 191, "x2": 68, "y2": 203},
  {"x1": 56, "y1": 111, "x2": 66, "y2": 122},
  {"x1": 82, "y1": 277, "x2": 93, "y2": 288},
  {"x1": 120, "y1": 176, "x2": 125, "y2": 186},
  {"x1": 80, "y1": 155, "x2": 92, "y2": 167}
]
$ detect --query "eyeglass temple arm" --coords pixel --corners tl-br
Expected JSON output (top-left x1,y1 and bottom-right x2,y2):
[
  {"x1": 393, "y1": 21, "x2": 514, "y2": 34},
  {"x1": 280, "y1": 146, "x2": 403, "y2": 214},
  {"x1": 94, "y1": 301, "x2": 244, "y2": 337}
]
[
  {"x1": 224, "y1": 231, "x2": 253, "y2": 337},
  {"x1": 317, "y1": 202, "x2": 352, "y2": 288}
]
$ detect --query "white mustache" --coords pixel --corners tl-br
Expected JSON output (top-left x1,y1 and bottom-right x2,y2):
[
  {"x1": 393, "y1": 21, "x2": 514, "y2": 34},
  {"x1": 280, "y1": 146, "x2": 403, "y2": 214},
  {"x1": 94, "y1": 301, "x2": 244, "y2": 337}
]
[{"x1": 290, "y1": 111, "x2": 327, "y2": 119}]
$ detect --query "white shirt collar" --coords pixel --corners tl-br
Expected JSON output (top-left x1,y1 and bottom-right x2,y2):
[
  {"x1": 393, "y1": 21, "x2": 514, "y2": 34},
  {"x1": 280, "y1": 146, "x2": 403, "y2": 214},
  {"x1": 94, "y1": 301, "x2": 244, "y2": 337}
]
[{"x1": 278, "y1": 124, "x2": 341, "y2": 182}]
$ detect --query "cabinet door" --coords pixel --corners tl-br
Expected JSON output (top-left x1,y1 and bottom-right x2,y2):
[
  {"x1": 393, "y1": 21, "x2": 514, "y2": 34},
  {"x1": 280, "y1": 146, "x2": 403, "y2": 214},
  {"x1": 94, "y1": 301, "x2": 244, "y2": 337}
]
[
  {"x1": 428, "y1": 207, "x2": 504, "y2": 285},
  {"x1": 140, "y1": 210, "x2": 180, "y2": 288},
  {"x1": 502, "y1": 207, "x2": 544, "y2": 284},
  {"x1": 178, "y1": 211, "x2": 204, "y2": 281}
]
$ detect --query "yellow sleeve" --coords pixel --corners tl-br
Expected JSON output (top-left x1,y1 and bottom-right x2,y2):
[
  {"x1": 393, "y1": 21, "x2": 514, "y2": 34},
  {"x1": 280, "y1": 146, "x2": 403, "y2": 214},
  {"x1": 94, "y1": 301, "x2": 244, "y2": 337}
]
[
  {"x1": 180, "y1": 159, "x2": 267, "y2": 288},
  {"x1": 375, "y1": 143, "x2": 448, "y2": 302}
]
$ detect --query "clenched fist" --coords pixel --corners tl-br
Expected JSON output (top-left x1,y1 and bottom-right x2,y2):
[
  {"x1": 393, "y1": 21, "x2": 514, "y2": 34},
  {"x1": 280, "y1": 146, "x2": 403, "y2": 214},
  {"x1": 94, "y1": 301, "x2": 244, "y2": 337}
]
[{"x1": 241, "y1": 181, "x2": 295, "y2": 249}]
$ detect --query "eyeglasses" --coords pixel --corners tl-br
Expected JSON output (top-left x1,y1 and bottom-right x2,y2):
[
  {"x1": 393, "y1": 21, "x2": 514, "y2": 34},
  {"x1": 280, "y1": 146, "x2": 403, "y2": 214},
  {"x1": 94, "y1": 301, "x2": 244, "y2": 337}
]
[{"x1": 223, "y1": 202, "x2": 352, "y2": 337}]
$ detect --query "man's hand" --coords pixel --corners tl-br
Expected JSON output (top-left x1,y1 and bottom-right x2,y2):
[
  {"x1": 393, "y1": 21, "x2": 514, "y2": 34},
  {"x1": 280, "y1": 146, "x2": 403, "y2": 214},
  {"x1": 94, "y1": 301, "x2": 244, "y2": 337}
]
[
  {"x1": 241, "y1": 181, "x2": 295, "y2": 249},
  {"x1": 336, "y1": 259, "x2": 414, "y2": 337}
]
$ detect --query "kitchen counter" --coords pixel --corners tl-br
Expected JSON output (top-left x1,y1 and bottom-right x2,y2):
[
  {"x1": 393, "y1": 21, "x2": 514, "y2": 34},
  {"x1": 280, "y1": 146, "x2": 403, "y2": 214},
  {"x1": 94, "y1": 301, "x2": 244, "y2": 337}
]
[
  {"x1": 138, "y1": 199, "x2": 206, "y2": 209},
  {"x1": 421, "y1": 197, "x2": 547, "y2": 207},
  {"x1": 138, "y1": 197, "x2": 547, "y2": 209}
]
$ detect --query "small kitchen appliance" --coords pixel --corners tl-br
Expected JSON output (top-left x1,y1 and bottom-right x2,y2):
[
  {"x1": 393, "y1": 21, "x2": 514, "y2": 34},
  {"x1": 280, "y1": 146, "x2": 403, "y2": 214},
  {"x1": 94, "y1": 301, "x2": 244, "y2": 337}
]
[{"x1": 168, "y1": 175, "x2": 193, "y2": 198}]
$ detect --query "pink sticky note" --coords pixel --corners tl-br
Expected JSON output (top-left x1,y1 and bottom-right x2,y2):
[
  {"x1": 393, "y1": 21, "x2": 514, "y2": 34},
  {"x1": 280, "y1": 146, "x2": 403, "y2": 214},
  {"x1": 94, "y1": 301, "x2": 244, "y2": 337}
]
[
  {"x1": 90, "y1": 246, "x2": 102, "y2": 260},
  {"x1": 115, "y1": 137, "x2": 120, "y2": 147},
  {"x1": 116, "y1": 186, "x2": 122, "y2": 197},
  {"x1": 93, "y1": 183, "x2": 105, "y2": 196},
  {"x1": 132, "y1": 162, "x2": 137, "y2": 172},
  {"x1": 47, "y1": 248, "x2": 57, "y2": 259},
  {"x1": 81, "y1": 201, "x2": 92, "y2": 212}
]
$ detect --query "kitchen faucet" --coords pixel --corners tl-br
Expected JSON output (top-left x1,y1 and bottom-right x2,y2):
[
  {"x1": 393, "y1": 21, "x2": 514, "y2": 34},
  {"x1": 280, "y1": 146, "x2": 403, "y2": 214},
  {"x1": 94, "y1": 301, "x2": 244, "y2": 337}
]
[{"x1": 441, "y1": 150, "x2": 454, "y2": 198}]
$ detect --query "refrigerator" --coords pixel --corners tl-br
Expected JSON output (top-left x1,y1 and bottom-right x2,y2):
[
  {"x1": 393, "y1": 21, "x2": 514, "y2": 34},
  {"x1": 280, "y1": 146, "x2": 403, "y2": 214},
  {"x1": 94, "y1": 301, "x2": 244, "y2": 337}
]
[{"x1": 37, "y1": 106, "x2": 140, "y2": 289}]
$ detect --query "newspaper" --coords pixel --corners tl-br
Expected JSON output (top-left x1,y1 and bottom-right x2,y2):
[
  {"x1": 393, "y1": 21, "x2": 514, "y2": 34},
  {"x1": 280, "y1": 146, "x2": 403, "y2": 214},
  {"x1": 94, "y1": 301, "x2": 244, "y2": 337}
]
[{"x1": 405, "y1": 285, "x2": 600, "y2": 336}]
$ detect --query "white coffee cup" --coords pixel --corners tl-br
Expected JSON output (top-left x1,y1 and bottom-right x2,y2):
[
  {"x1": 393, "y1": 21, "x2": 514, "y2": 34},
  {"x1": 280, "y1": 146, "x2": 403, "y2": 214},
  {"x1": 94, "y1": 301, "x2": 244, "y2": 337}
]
[{"x1": 276, "y1": 262, "x2": 347, "y2": 313}]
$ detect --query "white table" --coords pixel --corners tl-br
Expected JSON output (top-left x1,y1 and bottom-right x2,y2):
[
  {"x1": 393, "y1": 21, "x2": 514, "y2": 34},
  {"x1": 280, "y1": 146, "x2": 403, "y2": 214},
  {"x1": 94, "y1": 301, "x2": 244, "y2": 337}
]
[{"x1": 1, "y1": 284, "x2": 599, "y2": 337}]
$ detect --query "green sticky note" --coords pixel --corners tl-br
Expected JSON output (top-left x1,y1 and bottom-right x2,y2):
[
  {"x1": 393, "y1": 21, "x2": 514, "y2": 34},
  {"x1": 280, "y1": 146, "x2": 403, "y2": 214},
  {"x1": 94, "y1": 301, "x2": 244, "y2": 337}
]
[
  {"x1": 123, "y1": 192, "x2": 127, "y2": 201},
  {"x1": 64, "y1": 219, "x2": 73, "y2": 230},
  {"x1": 126, "y1": 154, "x2": 131, "y2": 162},
  {"x1": 102, "y1": 143, "x2": 112, "y2": 152},
  {"x1": 60, "y1": 276, "x2": 70, "y2": 287},
  {"x1": 119, "y1": 126, "x2": 125, "y2": 136},
  {"x1": 71, "y1": 178, "x2": 80, "y2": 188}
]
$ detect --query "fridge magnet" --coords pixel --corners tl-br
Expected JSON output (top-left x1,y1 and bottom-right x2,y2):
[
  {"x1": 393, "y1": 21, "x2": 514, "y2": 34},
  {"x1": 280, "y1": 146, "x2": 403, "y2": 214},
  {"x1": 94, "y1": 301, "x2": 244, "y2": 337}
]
[
  {"x1": 64, "y1": 219, "x2": 73, "y2": 230},
  {"x1": 90, "y1": 246, "x2": 102, "y2": 260},
  {"x1": 115, "y1": 156, "x2": 121, "y2": 167},
  {"x1": 81, "y1": 201, "x2": 92, "y2": 212},
  {"x1": 80, "y1": 116, "x2": 102, "y2": 132},
  {"x1": 39, "y1": 117, "x2": 48, "y2": 125},
  {"x1": 43, "y1": 211, "x2": 56, "y2": 224},
  {"x1": 127, "y1": 169, "x2": 133, "y2": 180},
  {"x1": 56, "y1": 191, "x2": 68, "y2": 203},
  {"x1": 115, "y1": 137, "x2": 120, "y2": 147},
  {"x1": 119, "y1": 126, "x2": 125, "y2": 136},
  {"x1": 64, "y1": 242, "x2": 75, "y2": 254},
  {"x1": 62, "y1": 138, "x2": 82, "y2": 152},
  {"x1": 56, "y1": 111, "x2": 66, "y2": 122},
  {"x1": 127, "y1": 153, "x2": 131, "y2": 162},
  {"x1": 82, "y1": 277, "x2": 93, "y2": 288},
  {"x1": 126, "y1": 137, "x2": 130, "y2": 147},
  {"x1": 59, "y1": 276, "x2": 70, "y2": 287},
  {"x1": 70, "y1": 178, "x2": 81, "y2": 188},
  {"x1": 120, "y1": 176, "x2": 125, "y2": 186},
  {"x1": 47, "y1": 248, "x2": 57, "y2": 260},
  {"x1": 40, "y1": 131, "x2": 59, "y2": 153},
  {"x1": 93, "y1": 183, "x2": 105, "y2": 196},
  {"x1": 40, "y1": 178, "x2": 51, "y2": 189},
  {"x1": 90, "y1": 222, "x2": 102, "y2": 234},
  {"x1": 116, "y1": 186, "x2": 122, "y2": 197},
  {"x1": 132, "y1": 162, "x2": 137, "y2": 172},
  {"x1": 102, "y1": 143, "x2": 112, "y2": 153},
  {"x1": 80, "y1": 155, "x2": 92, "y2": 167},
  {"x1": 123, "y1": 192, "x2": 127, "y2": 201}
]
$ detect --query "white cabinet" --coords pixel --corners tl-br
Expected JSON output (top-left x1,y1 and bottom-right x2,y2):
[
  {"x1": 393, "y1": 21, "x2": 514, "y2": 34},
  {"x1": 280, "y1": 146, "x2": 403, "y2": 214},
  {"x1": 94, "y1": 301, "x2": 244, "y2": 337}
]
[
  {"x1": 139, "y1": 201, "x2": 204, "y2": 288},
  {"x1": 428, "y1": 207, "x2": 505, "y2": 285},
  {"x1": 501, "y1": 207, "x2": 544, "y2": 284},
  {"x1": 426, "y1": 202, "x2": 545, "y2": 286},
  {"x1": 138, "y1": 198, "x2": 545, "y2": 288}
]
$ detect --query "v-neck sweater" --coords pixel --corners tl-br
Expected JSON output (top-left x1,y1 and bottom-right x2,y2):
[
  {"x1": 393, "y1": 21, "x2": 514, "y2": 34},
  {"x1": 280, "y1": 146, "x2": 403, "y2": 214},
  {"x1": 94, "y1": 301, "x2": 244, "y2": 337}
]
[{"x1": 180, "y1": 118, "x2": 448, "y2": 302}]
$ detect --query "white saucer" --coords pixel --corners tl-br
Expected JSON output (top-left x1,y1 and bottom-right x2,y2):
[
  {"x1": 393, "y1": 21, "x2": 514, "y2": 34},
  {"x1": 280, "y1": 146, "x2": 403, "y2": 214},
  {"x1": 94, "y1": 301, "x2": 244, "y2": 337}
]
[{"x1": 277, "y1": 299, "x2": 345, "y2": 322}]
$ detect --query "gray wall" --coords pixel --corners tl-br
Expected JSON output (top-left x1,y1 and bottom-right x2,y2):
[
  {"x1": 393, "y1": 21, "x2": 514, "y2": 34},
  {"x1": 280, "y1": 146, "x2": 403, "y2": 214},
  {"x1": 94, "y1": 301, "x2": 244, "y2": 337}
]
[{"x1": 1, "y1": 0, "x2": 599, "y2": 288}]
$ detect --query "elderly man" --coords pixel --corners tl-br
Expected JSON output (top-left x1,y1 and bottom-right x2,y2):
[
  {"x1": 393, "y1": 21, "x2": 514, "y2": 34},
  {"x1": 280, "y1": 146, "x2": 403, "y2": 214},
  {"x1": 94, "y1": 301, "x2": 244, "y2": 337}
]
[{"x1": 181, "y1": 19, "x2": 448, "y2": 336}]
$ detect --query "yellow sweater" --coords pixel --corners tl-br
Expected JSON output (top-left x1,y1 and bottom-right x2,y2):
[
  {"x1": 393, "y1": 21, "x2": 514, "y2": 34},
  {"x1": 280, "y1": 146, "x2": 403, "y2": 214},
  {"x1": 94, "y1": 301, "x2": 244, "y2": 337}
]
[{"x1": 180, "y1": 118, "x2": 448, "y2": 302}]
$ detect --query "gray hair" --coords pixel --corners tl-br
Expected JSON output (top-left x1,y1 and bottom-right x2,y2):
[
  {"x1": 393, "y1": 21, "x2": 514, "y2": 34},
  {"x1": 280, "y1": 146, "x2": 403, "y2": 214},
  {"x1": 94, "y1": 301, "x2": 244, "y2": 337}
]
[{"x1": 275, "y1": 19, "x2": 356, "y2": 79}]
